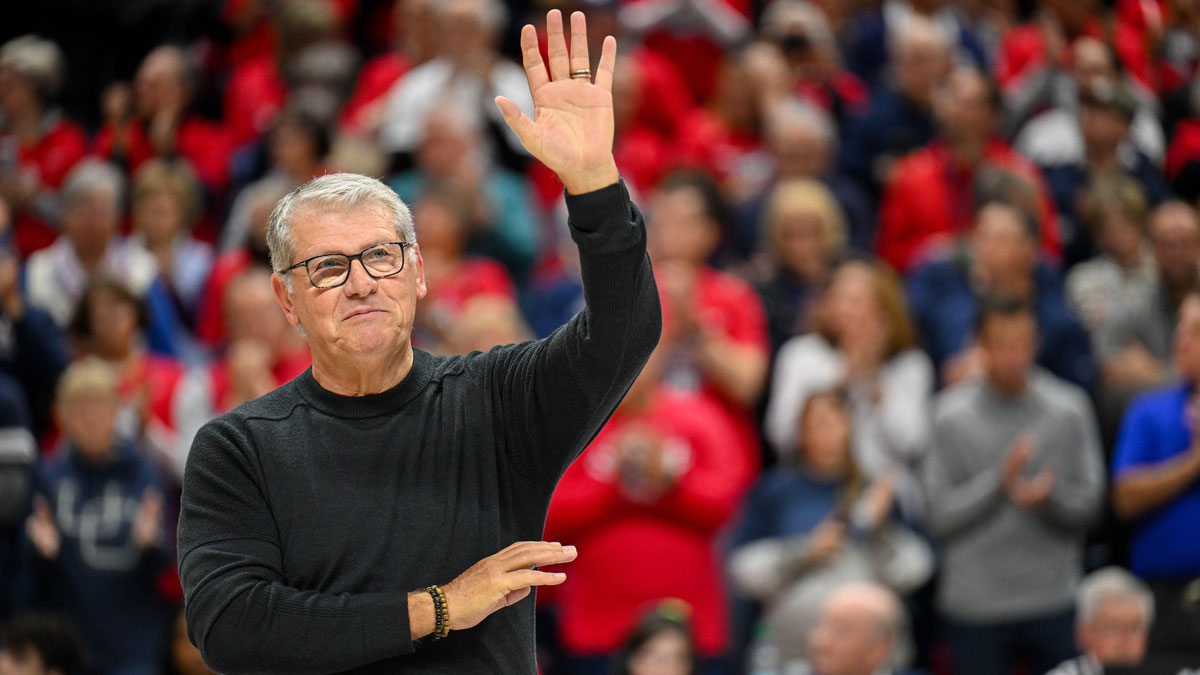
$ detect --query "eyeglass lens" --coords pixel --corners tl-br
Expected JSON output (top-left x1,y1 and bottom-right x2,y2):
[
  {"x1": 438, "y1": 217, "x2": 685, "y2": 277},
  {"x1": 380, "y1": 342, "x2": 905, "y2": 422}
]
[{"x1": 308, "y1": 243, "x2": 406, "y2": 288}]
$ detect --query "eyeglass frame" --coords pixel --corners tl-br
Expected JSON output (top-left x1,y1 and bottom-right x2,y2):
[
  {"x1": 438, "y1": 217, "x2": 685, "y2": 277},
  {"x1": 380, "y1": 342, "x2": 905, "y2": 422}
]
[{"x1": 280, "y1": 241, "x2": 412, "y2": 289}]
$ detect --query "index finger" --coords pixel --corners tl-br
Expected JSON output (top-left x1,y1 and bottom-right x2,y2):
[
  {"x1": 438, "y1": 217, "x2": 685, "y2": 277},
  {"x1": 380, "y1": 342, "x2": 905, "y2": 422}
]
[
  {"x1": 595, "y1": 35, "x2": 617, "y2": 92},
  {"x1": 497, "y1": 541, "x2": 579, "y2": 570}
]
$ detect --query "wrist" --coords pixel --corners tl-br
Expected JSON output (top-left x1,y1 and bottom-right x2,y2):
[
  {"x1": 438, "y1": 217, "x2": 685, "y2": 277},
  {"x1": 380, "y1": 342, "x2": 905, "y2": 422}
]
[
  {"x1": 408, "y1": 590, "x2": 436, "y2": 641},
  {"x1": 561, "y1": 162, "x2": 620, "y2": 196}
]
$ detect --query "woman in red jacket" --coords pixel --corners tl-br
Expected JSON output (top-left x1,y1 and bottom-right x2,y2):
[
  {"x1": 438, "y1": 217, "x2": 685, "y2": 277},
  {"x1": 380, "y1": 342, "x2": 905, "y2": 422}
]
[{"x1": 544, "y1": 338, "x2": 757, "y2": 675}]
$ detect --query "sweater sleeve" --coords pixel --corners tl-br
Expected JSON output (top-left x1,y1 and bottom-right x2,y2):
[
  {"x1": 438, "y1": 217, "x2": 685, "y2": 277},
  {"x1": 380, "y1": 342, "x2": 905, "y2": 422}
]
[
  {"x1": 920, "y1": 415, "x2": 1005, "y2": 541},
  {"x1": 178, "y1": 419, "x2": 412, "y2": 674},
  {"x1": 1037, "y1": 395, "x2": 1105, "y2": 531},
  {"x1": 488, "y1": 180, "x2": 662, "y2": 488}
]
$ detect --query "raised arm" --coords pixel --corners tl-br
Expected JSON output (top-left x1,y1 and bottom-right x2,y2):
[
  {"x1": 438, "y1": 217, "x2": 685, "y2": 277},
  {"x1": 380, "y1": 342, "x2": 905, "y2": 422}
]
[{"x1": 488, "y1": 11, "x2": 661, "y2": 486}]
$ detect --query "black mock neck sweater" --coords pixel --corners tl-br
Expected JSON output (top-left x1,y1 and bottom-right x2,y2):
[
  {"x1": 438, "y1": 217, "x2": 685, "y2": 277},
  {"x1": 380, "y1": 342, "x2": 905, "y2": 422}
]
[{"x1": 177, "y1": 180, "x2": 661, "y2": 674}]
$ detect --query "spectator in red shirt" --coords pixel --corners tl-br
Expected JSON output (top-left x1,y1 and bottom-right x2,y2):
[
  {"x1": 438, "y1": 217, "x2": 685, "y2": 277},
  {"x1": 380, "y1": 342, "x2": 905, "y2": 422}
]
[
  {"x1": 544, "y1": 339, "x2": 755, "y2": 674},
  {"x1": 93, "y1": 46, "x2": 235, "y2": 198},
  {"x1": 995, "y1": 0, "x2": 1152, "y2": 98},
  {"x1": 877, "y1": 66, "x2": 1060, "y2": 274},
  {"x1": 223, "y1": 0, "x2": 341, "y2": 147},
  {"x1": 648, "y1": 171, "x2": 770, "y2": 442},
  {"x1": 759, "y1": 1, "x2": 870, "y2": 129},
  {"x1": 407, "y1": 184, "x2": 515, "y2": 350},
  {"x1": 66, "y1": 280, "x2": 186, "y2": 486},
  {"x1": 619, "y1": 0, "x2": 752, "y2": 103},
  {"x1": 0, "y1": 36, "x2": 88, "y2": 257},
  {"x1": 677, "y1": 45, "x2": 790, "y2": 213},
  {"x1": 338, "y1": 0, "x2": 438, "y2": 138}
]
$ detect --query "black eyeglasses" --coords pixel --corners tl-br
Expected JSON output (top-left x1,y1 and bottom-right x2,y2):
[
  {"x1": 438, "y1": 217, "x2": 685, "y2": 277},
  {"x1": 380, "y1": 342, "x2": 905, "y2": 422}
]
[{"x1": 282, "y1": 241, "x2": 410, "y2": 289}]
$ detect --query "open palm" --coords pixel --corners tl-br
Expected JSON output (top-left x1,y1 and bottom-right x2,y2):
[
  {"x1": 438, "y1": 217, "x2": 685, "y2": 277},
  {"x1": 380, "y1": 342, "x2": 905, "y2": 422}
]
[{"x1": 496, "y1": 10, "x2": 619, "y2": 195}]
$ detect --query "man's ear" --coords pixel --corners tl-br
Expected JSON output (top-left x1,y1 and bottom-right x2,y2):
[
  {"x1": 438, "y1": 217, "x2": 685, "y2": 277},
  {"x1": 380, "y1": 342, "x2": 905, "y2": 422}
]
[
  {"x1": 410, "y1": 243, "x2": 428, "y2": 301},
  {"x1": 271, "y1": 273, "x2": 301, "y2": 327}
]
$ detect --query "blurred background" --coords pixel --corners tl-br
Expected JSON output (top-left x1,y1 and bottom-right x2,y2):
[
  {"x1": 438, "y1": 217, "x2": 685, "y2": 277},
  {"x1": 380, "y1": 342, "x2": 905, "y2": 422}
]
[{"x1": 0, "y1": 0, "x2": 1198, "y2": 674}]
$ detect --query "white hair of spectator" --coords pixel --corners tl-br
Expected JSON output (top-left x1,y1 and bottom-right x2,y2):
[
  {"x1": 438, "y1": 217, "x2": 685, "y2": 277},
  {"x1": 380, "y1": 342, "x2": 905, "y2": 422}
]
[
  {"x1": 767, "y1": 98, "x2": 837, "y2": 153},
  {"x1": 266, "y1": 173, "x2": 416, "y2": 288},
  {"x1": 760, "y1": 0, "x2": 836, "y2": 53},
  {"x1": 0, "y1": 34, "x2": 65, "y2": 102},
  {"x1": 888, "y1": 13, "x2": 950, "y2": 61},
  {"x1": 439, "y1": 0, "x2": 509, "y2": 35},
  {"x1": 62, "y1": 159, "x2": 125, "y2": 212},
  {"x1": 1076, "y1": 566, "x2": 1155, "y2": 627}
]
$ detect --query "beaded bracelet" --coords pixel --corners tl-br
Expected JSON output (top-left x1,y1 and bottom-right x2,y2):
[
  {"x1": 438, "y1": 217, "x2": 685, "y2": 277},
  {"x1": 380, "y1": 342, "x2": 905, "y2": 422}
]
[{"x1": 426, "y1": 585, "x2": 450, "y2": 641}]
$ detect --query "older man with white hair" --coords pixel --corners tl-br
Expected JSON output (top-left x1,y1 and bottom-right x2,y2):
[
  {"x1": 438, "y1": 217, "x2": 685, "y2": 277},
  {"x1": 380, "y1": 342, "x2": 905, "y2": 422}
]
[
  {"x1": 1045, "y1": 567, "x2": 1154, "y2": 675},
  {"x1": 803, "y1": 582, "x2": 906, "y2": 675},
  {"x1": 178, "y1": 10, "x2": 661, "y2": 674}
]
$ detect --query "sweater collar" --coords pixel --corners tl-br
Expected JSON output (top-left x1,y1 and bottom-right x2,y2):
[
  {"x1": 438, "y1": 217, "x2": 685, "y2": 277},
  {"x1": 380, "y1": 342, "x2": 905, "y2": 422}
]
[{"x1": 295, "y1": 348, "x2": 434, "y2": 419}]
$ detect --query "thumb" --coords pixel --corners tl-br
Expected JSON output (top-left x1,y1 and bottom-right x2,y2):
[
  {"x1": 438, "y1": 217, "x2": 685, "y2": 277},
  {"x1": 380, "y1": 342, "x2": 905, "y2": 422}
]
[{"x1": 494, "y1": 96, "x2": 536, "y2": 149}]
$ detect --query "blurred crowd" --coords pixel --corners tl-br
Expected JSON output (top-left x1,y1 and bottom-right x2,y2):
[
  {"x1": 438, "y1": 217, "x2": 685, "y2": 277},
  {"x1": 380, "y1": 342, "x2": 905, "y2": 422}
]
[{"x1": 1, "y1": 0, "x2": 1200, "y2": 674}]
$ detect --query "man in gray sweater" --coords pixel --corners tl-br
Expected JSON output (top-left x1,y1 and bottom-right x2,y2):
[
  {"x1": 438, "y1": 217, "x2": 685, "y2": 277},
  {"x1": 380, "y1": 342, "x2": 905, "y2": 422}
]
[{"x1": 921, "y1": 296, "x2": 1105, "y2": 675}]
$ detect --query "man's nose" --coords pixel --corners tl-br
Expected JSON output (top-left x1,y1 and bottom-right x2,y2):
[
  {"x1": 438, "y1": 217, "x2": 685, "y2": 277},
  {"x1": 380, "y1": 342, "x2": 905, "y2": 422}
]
[{"x1": 342, "y1": 258, "x2": 378, "y2": 296}]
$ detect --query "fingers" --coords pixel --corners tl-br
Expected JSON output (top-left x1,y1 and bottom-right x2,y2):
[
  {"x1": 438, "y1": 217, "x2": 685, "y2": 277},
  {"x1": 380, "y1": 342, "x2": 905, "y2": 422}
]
[
  {"x1": 495, "y1": 97, "x2": 536, "y2": 149},
  {"x1": 545, "y1": 9, "x2": 569, "y2": 81},
  {"x1": 496, "y1": 541, "x2": 578, "y2": 570},
  {"x1": 569, "y1": 11, "x2": 590, "y2": 78},
  {"x1": 507, "y1": 569, "x2": 568, "y2": 591},
  {"x1": 519, "y1": 24, "x2": 549, "y2": 95},
  {"x1": 33, "y1": 494, "x2": 52, "y2": 519},
  {"x1": 595, "y1": 35, "x2": 617, "y2": 92}
]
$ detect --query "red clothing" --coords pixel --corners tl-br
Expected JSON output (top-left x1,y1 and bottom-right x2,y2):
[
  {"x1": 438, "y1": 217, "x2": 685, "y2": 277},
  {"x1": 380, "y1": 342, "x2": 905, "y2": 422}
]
[
  {"x1": 93, "y1": 116, "x2": 235, "y2": 193},
  {"x1": 117, "y1": 353, "x2": 186, "y2": 432},
  {"x1": 629, "y1": 47, "x2": 695, "y2": 138},
  {"x1": 694, "y1": 268, "x2": 769, "y2": 455},
  {"x1": 207, "y1": 347, "x2": 312, "y2": 414},
  {"x1": 794, "y1": 71, "x2": 871, "y2": 118},
  {"x1": 1167, "y1": 119, "x2": 1200, "y2": 181},
  {"x1": 426, "y1": 257, "x2": 515, "y2": 316},
  {"x1": 224, "y1": 56, "x2": 287, "y2": 145},
  {"x1": 877, "y1": 139, "x2": 1061, "y2": 274},
  {"x1": 338, "y1": 52, "x2": 412, "y2": 135},
  {"x1": 624, "y1": 0, "x2": 752, "y2": 102},
  {"x1": 543, "y1": 387, "x2": 755, "y2": 656},
  {"x1": 676, "y1": 107, "x2": 766, "y2": 192},
  {"x1": 6, "y1": 118, "x2": 89, "y2": 256},
  {"x1": 194, "y1": 249, "x2": 257, "y2": 346},
  {"x1": 995, "y1": 21, "x2": 1153, "y2": 93}
]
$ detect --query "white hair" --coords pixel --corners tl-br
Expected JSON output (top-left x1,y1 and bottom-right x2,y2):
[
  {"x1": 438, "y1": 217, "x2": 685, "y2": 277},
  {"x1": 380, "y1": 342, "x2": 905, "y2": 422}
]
[
  {"x1": 439, "y1": 0, "x2": 508, "y2": 34},
  {"x1": 62, "y1": 159, "x2": 125, "y2": 212},
  {"x1": 0, "y1": 34, "x2": 65, "y2": 102},
  {"x1": 1077, "y1": 567, "x2": 1155, "y2": 627},
  {"x1": 767, "y1": 98, "x2": 837, "y2": 151},
  {"x1": 266, "y1": 173, "x2": 415, "y2": 281}
]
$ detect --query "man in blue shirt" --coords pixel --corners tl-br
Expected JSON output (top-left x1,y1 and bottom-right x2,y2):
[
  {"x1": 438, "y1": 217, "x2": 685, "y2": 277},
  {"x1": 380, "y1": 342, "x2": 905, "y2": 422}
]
[{"x1": 1112, "y1": 286, "x2": 1200, "y2": 667}]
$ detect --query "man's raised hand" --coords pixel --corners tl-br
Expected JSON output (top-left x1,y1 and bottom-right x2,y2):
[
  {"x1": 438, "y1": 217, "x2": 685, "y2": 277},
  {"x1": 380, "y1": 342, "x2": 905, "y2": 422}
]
[{"x1": 495, "y1": 10, "x2": 619, "y2": 195}]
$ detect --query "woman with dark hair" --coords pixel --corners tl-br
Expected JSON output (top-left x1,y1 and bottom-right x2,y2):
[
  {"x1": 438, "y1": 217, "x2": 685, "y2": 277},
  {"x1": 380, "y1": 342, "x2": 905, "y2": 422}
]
[
  {"x1": 729, "y1": 389, "x2": 929, "y2": 671},
  {"x1": 68, "y1": 279, "x2": 187, "y2": 487},
  {"x1": 611, "y1": 602, "x2": 700, "y2": 675},
  {"x1": 763, "y1": 258, "x2": 933, "y2": 521}
]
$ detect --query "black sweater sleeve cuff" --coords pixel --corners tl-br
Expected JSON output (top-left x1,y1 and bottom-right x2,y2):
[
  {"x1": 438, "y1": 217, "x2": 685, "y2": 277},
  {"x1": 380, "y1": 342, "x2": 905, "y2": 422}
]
[{"x1": 564, "y1": 179, "x2": 642, "y2": 253}]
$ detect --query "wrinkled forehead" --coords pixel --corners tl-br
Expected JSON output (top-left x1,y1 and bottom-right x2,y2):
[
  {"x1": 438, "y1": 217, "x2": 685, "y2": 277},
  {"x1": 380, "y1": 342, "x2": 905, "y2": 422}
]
[{"x1": 289, "y1": 199, "x2": 397, "y2": 244}]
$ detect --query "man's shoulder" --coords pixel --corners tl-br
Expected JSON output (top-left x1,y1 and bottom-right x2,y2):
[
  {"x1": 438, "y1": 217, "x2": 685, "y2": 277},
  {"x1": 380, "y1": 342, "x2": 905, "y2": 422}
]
[
  {"x1": 933, "y1": 378, "x2": 984, "y2": 421},
  {"x1": 1029, "y1": 369, "x2": 1093, "y2": 416}
]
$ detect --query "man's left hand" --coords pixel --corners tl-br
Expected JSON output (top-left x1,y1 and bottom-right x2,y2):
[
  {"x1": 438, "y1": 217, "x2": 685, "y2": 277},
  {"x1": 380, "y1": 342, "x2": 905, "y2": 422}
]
[{"x1": 495, "y1": 10, "x2": 619, "y2": 195}]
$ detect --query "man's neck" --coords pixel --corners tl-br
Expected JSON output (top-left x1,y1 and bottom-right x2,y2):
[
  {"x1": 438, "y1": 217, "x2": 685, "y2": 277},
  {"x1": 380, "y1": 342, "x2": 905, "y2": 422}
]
[{"x1": 311, "y1": 344, "x2": 416, "y2": 396}]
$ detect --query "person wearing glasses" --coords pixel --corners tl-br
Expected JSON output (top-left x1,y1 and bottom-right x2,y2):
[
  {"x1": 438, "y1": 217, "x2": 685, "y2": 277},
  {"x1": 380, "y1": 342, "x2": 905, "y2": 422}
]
[{"x1": 176, "y1": 10, "x2": 661, "y2": 674}]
